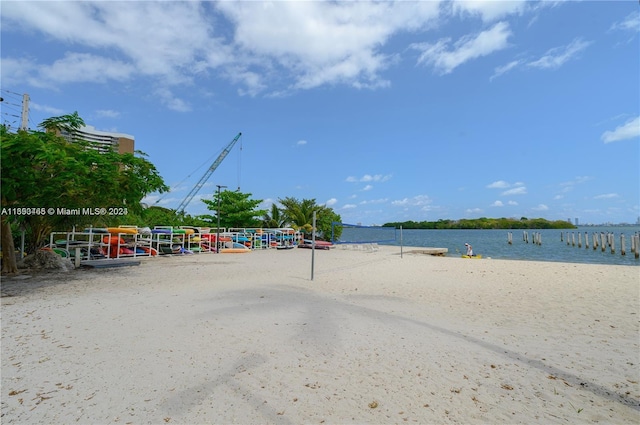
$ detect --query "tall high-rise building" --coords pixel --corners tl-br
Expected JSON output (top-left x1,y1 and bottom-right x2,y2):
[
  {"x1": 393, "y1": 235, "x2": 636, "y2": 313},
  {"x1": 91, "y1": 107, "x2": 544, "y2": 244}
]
[{"x1": 59, "y1": 125, "x2": 134, "y2": 154}]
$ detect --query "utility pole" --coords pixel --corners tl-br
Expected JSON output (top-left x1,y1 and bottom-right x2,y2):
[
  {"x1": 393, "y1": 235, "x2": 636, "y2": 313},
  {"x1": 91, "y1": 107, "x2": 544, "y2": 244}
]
[
  {"x1": 216, "y1": 184, "x2": 227, "y2": 253},
  {"x1": 20, "y1": 93, "x2": 29, "y2": 131}
]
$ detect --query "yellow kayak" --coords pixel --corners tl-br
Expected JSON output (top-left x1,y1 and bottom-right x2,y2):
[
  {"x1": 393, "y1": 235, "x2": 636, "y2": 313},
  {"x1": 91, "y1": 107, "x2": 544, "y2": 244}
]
[{"x1": 461, "y1": 255, "x2": 482, "y2": 259}]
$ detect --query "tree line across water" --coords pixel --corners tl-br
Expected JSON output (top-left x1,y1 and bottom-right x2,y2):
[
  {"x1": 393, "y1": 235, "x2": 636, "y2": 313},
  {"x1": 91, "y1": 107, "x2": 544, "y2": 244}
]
[{"x1": 382, "y1": 217, "x2": 577, "y2": 230}]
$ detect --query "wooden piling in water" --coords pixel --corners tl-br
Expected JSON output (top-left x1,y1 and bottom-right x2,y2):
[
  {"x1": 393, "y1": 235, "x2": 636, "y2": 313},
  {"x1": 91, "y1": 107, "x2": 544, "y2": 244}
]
[
  {"x1": 620, "y1": 234, "x2": 626, "y2": 256},
  {"x1": 610, "y1": 233, "x2": 615, "y2": 254},
  {"x1": 577, "y1": 232, "x2": 582, "y2": 248},
  {"x1": 585, "y1": 232, "x2": 589, "y2": 249},
  {"x1": 601, "y1": 232, "x2": 606, "y2": 252}
]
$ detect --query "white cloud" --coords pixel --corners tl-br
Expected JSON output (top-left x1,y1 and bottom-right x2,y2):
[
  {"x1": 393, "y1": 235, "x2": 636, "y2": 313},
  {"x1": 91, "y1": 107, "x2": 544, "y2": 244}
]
[
  {"x1": 2, "y1": 2, "x2": 218, "y2": 85},
  {"x1": 490, "y1": 59, "x2": 523, "y2": 80},
  {"x1": 560, "y1": 176, "x2": 591, "y2": 186},
  {"x1": 217, "y1": 1, "x2": 441, "y2": 91},
  {"x1": 532, "y1": 204, "x2": 549, "y2": 211},
  {"x1": 362, "y1": 174, "x2": 392, "y2": 182},
  {"x1": 492, "y1": 199, "x2": 519, "y2": 207},
  {"x1": 325, "y1": 198, "x2": 338, "y2": 206},
  {"x1": 342, "y1": 204, "x2": 357, "y2": 210},
  {"x1": 32, "y1": 53, "x2": 135, "y2": 88},
  {"x1": 527, "y1": 38, "x2": 591, "y2": 70},
  {"x1": 594, "y1": 193, "x2": 619, "y2": 200},
  {"x1": 259, "y1": 198, "x2": 277, "y2": 210},
  {"x1": 465, "y1": 207, "x2": 483, "y2": 214},
  {"x1": 154, "y1": 87, "x2": 191, "y2": 112},
  {"x1": 362, "y1": 185, "x2": 373, "y2": 191},
  {"x1": 609, "y1": 11, "x2": 640, "y2": 32},
  {"x1": 413, "y1": 21, "x2": 512, "y2": 75},
  {"x1": 502, "y1": 186, "x2": 527, "y2": 196},
  {"x1": 558, "y1": 176, "x2": 592, "y2": 194},
  {"x1": 392, "y1": 195, "x2": 431, "y2": 207},
  {"x1": 601, "y1": 116, "x2": 640, "y2": 143},
  {"x1": 452, "y1": 0, "x2": 527, "y2": 23},
  {"x1": 296, "y1": 140, "x2": 308, "y2": 146},
  {"x1": 493, "y1": 37, "x2": 592, "y2": 79},
  {"x1": 488, "y1": 180, "x2": 526, "y2": 195},
  {"x1": 487, "y1": 180, "x2": 510, "y2": 189},
  {"x1": 360, "y1": 198, "x2": 389, "y2": 205},
  {"x1": 346, "y1": 174, "x2": 392, "y2": 183},
  {"x1": 0, "y1": 57, "x2": 39, "y2": 87}
]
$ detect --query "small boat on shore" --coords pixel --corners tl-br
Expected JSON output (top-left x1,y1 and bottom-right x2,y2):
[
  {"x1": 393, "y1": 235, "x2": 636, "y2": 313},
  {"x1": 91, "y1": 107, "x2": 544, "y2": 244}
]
[{"x1": 299, "y1": 239, "x2": 333, "y2": 250}]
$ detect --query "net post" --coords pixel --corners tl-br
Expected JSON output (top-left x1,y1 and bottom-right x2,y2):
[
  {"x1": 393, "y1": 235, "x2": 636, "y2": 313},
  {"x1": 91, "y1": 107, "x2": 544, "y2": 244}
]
[
  {"x1": 311, "y1": 211, "x2": 316, "y2": 281},
  {"x1": 400, "y1": 225, "x2": 403, "y2": 258}
]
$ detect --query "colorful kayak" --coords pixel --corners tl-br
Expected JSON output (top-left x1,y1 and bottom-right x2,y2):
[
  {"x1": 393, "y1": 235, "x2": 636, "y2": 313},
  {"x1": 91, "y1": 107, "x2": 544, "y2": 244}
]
[
  {"x1": 107, "y1": 227, "x2": 137, "y2": 234},
  {"x1": 461, "y1": 255, "x2": 482, "y2": 259}
]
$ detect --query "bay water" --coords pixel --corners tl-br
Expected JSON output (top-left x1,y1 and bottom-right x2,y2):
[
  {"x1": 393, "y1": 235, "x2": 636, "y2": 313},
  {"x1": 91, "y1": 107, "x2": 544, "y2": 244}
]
[{"x1": 338, "y1": 226, "x2": 640, "y2": 266}]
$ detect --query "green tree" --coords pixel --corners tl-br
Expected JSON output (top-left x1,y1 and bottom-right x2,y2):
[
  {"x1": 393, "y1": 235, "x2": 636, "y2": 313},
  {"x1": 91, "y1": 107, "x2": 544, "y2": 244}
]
[
  {"x1": 278, "y1": 197, "x2": 341, "y2": 240},
  {"x1": 136, "y1": 206, "x2": 185, "y2": 228},
  {"x1": 200, "y1": 190, "x2": 266, "y2": 229},
  {"x1": 1, "y1": 117, "x2": 168, "y2": 274},
  {"x1": 39, "y1": 111, "x2": 85, "y2": 133},
  {"x1": 262, "y1": 203, "x2": 286, "y2": 228}
]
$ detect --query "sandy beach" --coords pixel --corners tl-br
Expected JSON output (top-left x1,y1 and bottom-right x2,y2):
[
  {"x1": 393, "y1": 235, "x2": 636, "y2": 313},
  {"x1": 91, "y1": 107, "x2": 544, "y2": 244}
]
[{"x1": 1, "y1": 245, "x2": 639, "y2": 424}]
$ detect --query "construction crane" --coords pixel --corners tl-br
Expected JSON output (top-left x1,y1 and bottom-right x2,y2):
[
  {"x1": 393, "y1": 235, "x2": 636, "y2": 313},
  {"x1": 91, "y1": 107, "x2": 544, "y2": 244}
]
[{"x1": 176, "y1": 132, "x2": 242, "y2": 214}]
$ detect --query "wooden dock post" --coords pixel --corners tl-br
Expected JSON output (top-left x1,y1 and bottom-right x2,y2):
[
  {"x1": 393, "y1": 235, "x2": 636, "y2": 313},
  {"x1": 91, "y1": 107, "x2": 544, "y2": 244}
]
[
  {"x1": 585, "y1": 232, "x2": 589, "y2": 249},
  {"x1": 571, "y1": 232, "x2": 576, "y2": 247},
  {"x1": 601, "y1": 232, "x2": 606, "y2": 252},
  {"x1": 610, "y1": 233, "x2": 615, "y2": 254},
  {"x1": 620, "y1": 234, "x2": 626, "y2": 256},
  {"x1": 593, "y1": 232, "x2": 598, "y2": 250},
  {"x1": 508, "y1": 232, "x2": 512, "y2": 245},
  {"x1": 577, "y1": 232, "x2": 582, "y2": 248}
]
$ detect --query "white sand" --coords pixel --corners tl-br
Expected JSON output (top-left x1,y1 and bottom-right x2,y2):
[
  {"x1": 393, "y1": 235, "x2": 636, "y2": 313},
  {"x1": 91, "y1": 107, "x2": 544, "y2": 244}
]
[{"x1": 2, "y1": 246, "x2": 639, "y2": 424}]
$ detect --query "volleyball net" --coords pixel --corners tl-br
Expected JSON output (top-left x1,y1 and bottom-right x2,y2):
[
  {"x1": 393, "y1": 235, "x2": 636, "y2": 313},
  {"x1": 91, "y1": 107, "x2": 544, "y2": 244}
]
[{"x1": 330, "y1": 222, "x2": 397, "y2": 245}]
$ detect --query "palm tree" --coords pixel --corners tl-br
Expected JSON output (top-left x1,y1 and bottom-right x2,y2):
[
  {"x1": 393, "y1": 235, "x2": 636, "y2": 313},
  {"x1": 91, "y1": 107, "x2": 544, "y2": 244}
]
[
  {"x1": 262, "y1": 203, "x2": 286, "y2": 228},
  {"x1": 279, "y1": 197, "x2": 316, "y2": 229},
  {"x1": 38, "y1": 111, "x2": 85, "y2": 134}
]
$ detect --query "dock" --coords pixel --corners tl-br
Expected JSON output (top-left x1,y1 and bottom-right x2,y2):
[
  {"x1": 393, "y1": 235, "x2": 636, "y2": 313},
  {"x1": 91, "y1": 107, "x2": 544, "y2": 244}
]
[{"x1": 405, "y1": 248, "x2": 448, "y2": 256}]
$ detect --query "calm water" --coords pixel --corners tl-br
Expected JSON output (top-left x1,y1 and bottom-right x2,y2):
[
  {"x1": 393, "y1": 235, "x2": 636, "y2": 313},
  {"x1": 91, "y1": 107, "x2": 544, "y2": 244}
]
[{"x1": 338, "y1": 226, "x2": 640, "y2": 266}]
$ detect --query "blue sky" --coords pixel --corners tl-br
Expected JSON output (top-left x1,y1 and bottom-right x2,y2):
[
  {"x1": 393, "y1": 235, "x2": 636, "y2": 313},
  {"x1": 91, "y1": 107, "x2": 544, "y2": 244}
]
[{"x1": 2, "y1": 1, "x2": 638, "y2": 225}]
